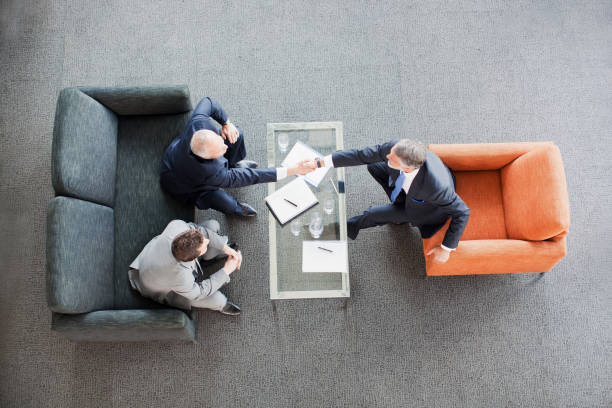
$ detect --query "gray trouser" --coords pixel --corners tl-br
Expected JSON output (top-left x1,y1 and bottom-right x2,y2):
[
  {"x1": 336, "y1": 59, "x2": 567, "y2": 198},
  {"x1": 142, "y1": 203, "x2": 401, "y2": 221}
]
[{"x1": 191, "y1": 219, "x2": 229, "y2": 311}]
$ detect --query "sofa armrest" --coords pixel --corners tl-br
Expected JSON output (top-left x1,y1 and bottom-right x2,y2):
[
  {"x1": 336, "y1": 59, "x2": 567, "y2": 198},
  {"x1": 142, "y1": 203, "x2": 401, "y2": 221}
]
[
  {"x1": 51, "y1": 309, "x2": 196, "y2": 342},
  {"x1": 79, "y1": 85, "x2": 192, "y2": 115},
  {"x1": 428, "y1": 142, "x2": 554, "y2": 171},
  {"x1": 423, "y1": 238, "x2": 567, "y2": 276}
]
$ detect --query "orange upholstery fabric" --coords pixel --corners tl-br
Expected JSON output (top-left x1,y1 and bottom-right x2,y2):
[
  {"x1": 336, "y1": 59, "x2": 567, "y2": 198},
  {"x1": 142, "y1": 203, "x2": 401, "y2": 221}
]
[
  {"x1": 453, "y1": 171, "x2": 507, "y2": 240},
  {"x1": 423, "y1": 142, "x2": 569, "y2": 276},
  {"x1": 429, "y1": 142, "x2": 553, "y2": 171},
  {"x1": 501, "y1": 145, "x2": 570, "y2": 241}
]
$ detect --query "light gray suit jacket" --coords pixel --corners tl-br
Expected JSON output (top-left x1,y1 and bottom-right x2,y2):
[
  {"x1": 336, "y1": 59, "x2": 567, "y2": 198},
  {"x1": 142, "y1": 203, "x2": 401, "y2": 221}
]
[{"x1": 128, "y1": 220, "x2": 230, "y2": 308}]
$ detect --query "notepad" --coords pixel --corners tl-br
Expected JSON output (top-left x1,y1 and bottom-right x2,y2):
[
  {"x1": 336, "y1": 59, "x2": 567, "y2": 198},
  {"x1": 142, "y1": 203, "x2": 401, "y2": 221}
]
[
  {"x1": 302, "y1": 241, "x2": 349, "y2": 273},
  {"x1": 281, "y1": 141, "x2": 331, "y2": 187},
  {"x1": 265, "y1": 178, "x2": 319, "y2": 225}
]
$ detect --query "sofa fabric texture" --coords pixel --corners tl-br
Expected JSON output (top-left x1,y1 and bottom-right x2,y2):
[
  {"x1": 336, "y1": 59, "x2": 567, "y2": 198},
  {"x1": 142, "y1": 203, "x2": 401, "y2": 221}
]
[
  {"x1": 79, "y1": 85, "x2": 192, "y2": 116},
  {"x1": 47, "y1": 85, "x2": 195, "y2": 342},
  {"x1": 52, "y1": 88, "x2": 118, "y2": 207},
  {"x1": 113, "y1": 113, "x2": 194, "y2": 309},
  {"x1": 51, "y1": 309, "x2": 195, "y2": 342},
  {"x1": 424, "y1": 142, "x2": 569, "y2": 276},
  {"x1": 46, "y1": 196, "x2": 115, "y2": 314}
]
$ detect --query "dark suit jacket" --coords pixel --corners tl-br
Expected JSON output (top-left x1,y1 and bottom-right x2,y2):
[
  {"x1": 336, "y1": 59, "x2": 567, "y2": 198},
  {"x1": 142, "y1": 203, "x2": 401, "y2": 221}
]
[
  {"x1": 160, "y1": 97, "x2": 276, "y2": 203},
  {"x1": 332, "y1": 140, "x2": 470, "y2": 249}
]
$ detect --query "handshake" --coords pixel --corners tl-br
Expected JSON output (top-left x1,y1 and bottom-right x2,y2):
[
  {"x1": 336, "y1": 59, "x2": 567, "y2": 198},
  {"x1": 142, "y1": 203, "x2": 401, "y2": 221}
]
[{"x1": 287, "y1": 159, "x2": 320, "y2": 176}]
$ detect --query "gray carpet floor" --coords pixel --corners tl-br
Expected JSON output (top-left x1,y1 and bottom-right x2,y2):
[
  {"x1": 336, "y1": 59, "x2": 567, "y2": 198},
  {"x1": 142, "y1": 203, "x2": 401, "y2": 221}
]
[{"x1": 1, "y1": 1, "x2": 611, "y2": 407}]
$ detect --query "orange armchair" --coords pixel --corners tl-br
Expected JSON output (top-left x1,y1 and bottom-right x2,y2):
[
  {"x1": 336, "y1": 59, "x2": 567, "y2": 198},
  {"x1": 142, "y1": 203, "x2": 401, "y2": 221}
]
[{"x1": 423, "y1": 142, "x2": 570, "y2": 276}]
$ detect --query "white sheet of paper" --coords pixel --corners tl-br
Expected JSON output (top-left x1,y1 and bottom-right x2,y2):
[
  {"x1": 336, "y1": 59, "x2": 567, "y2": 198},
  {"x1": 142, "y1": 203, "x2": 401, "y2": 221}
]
[
  {"x1": 281, "y1": 141, "x2": 331, "y2": 187},
  {"x1": 265, "y1": 178, "x2": 318, "y2": 224},
  {"x1": 302, "y1": 241, "x2": 348, "y2": 273}
]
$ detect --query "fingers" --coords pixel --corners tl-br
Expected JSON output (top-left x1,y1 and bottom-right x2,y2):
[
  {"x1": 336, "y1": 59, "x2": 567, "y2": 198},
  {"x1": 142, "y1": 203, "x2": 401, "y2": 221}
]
[{"x1": 426, "y1": 249, "x2": 434, "y2": 256}]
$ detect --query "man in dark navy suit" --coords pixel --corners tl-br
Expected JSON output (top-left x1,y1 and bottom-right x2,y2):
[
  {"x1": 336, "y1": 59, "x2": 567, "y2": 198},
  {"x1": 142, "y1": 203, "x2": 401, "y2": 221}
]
[
  {"x1": 310, "y1": 139, "x2": 470, "y2": 264},
  {"x1": 161, "y1": 97, "x2": 314, "y2": 216}
]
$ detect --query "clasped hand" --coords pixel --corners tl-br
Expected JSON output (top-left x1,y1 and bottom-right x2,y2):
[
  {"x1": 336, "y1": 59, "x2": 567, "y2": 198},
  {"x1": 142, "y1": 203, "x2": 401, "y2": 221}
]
[
  {"x1": 221, "y1": 122, "x2": 239, "y2": 144},
  {"x1": 223, "y1": 249, "x2": 242, "y2": 274},
  {"x1": 288, "y1": 159, "x2": 317, "y2": 176}
]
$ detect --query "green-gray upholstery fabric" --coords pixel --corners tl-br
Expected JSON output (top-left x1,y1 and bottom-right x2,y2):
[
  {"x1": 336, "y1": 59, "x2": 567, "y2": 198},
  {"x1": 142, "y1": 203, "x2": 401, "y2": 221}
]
[
  {"x1": 52, "y1": 88, "x2": 118, "y2": 207},
  {"x1": 51, "y1": 309, "x2": 195, "y2": 342},
  {"x1": 79, "y1": 85, "x2": 192, "y2": 116},
  {"x1": 48, "y1": 85, "x2": 196, "y2": 342},
  {"x1": 46, "y1": 196, "x2": 115, "y2": 314},
  {"x1": 113, "y1": 113, "x2": 194, "y2": 309}
]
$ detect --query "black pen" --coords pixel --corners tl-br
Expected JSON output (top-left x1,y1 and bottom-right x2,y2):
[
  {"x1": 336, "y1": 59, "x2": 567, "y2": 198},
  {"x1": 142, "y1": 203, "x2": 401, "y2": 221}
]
[
  {"x1": 284, "y1": 198, "x2": 298, "y2": 207},
  {"x1": 317, "y1": 246, "x2": 333, "y2": 253}
]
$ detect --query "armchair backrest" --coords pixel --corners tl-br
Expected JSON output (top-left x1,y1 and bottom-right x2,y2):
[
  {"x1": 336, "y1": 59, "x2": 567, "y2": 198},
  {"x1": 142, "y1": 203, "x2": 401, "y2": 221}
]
[{"x1": 501, "y1": 144, "x2": 570, "y2": 241}]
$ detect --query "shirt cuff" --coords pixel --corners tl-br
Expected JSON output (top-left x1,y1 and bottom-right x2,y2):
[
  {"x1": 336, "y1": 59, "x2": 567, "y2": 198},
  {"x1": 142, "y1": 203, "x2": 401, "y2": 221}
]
[
  {"x1": 440, "y1": 244, "x2": 456, "y2": 252},
  {"x1": 276, "y1": 167, "x2": 288, "y2": 180},
  {"x1": 323, "y1": 155, "x2": 334, "y2": 167}
]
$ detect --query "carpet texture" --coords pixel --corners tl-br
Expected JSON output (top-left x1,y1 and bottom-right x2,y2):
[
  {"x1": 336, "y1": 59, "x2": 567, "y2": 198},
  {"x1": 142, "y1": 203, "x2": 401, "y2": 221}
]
[{"x1": 1, "y1": 1, "x2": 611, "y2": 407}]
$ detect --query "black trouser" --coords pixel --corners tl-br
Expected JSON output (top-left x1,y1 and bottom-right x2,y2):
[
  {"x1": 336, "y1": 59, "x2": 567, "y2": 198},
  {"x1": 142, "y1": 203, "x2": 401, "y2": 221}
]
[
  {"x1": 346, "y1": 163, "x2": 411, "y2": 240},
  {"x1": 195, "y1": 128, "x2": 247, "y2": 215}
]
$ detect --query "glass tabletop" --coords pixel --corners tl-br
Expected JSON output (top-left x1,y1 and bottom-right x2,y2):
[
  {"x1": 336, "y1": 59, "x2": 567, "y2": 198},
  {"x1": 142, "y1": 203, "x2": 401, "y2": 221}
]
[{"x1": 267, "y1": 122, "x2": 350, "y2": 299}]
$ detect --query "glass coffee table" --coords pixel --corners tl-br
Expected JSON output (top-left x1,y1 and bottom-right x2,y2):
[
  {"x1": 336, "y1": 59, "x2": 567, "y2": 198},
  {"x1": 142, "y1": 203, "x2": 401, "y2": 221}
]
[{"x1": 266, "y1": 122, "x2": 350, "y2": 300}]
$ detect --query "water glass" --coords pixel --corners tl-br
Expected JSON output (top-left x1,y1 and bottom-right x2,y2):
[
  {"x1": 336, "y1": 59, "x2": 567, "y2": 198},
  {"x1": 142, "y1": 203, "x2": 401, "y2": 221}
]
[
  {"x1": 278, "y1": 133, "x2": 289, "y2": 152},
  {"x1": 309, "y1": 212, "x2": 323, "y2": 239},
  {"x1": 290, "y1": 218, "x2": 301, "y2": 236},
  {"x1": 323, "y1": 198, "x2": 334, "y2": 215}
]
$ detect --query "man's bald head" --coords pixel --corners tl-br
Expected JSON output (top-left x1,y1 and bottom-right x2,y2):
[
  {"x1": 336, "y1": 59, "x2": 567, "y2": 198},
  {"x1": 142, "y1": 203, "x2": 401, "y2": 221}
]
[{"x1": 190, "y1": 130, "x2": 228, "y2": 159}]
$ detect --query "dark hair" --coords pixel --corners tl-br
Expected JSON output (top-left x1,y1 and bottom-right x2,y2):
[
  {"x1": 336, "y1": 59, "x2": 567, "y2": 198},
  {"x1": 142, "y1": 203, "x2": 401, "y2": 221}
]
[
  {"x1": 393, "y1": 139, "x2": 427, "y2": 168},
  {"x1": 171, "y1": 230, "x2": 205, "y2": 262}
]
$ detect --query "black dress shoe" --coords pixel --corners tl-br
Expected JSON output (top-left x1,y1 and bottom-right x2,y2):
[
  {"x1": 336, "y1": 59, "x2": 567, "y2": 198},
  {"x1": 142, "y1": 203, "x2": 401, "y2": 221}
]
[
  {"x1": 234, "y1": 160, "x2": 258, "y2": 169},
  {"x1": 220, "y1": 300, "x2": 241, "y2": 316},
  {"x1": 227, "y1": 241, "x2": 239, "y2": 250},
  {"x1": 237, "y1": 202, "x2": 257, "y2": 217}
]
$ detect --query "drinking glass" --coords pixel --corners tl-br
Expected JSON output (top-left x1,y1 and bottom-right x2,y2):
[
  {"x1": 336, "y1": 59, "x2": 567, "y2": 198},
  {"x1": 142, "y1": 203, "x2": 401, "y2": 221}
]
[
  {"x1": 323, "y1": 197, "x2": 334, "y2": 215},
  {"x1": 278, "y1": 132, "x2": 289, "y2": 153},
  {"x1": 309, "y1": 212, "x2": 323, "y2": 239},
  {"x1": 290, "y1": 218, "x2": 301, "y2": 236}
]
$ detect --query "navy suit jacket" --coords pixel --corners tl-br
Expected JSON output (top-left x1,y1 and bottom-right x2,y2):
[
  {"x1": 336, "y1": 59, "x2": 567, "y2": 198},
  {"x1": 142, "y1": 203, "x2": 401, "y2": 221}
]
[
  {"x1": 332, "y1": 140, "x2": 470, "y2": 249},
  {"x1": 160, "y1": 97, "x2": 276, "y2": 203}
]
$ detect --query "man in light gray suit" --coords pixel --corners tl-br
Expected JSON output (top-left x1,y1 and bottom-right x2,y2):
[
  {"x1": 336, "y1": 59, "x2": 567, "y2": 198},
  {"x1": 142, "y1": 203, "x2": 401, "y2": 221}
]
[{"x1": 128, "y1": 219, "x2": 243, "y2": 315}]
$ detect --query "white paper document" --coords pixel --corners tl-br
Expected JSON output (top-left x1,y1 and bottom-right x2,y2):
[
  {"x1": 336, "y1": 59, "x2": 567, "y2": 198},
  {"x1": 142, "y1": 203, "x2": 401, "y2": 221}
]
[
  {"x1": 302, "y1": 241, "x2": 348, "y2": 273},
  {"x1": 265, "y1": 178, "x2": 319, "y2": 225},
  {"x1": 281, "y1": 141, "x2": 331, "y2": 187}
]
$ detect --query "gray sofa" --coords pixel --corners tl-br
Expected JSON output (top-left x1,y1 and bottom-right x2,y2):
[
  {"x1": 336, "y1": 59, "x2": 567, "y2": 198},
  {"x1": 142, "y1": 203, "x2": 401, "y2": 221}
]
[{"x1": 47, "y1": 85, "x2": 197, "y2": 342}]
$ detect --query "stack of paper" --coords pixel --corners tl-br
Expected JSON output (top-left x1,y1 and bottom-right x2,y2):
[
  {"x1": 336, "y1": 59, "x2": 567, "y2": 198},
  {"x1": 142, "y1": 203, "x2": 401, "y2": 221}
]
[
  {"x1": 265, "y1": 178, "x2": 319, "y2": 225},
  {"x1": 281, "y1": 141, "x2": 331, "y2": 187},
  {"x1": 302, "y1": 241, "x2": 348, "y2": 273}
]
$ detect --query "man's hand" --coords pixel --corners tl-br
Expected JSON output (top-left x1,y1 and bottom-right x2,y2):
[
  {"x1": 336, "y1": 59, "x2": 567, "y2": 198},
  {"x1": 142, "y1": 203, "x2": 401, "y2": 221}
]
[
  {"x1": 223, "y1": 250, "x2": 242, "y2": 274},
  {"x1": 223, "y1": 244, "x2": 238, "y2": 259},
  {"x1": 288, "y1": 159, "x2": 317, "y2": 176},
  {"x1": 426, "y1": 246, "x2": 451, "y2": 264},
  {"x1": 221, "y1": 121, "x2": 239, "y2": 144}
]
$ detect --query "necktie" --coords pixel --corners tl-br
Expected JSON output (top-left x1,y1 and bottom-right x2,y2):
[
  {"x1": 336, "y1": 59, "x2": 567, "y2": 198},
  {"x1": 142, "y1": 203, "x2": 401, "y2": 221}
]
[{"x1": 390, "y1": 171, "x2": 405, "y2": 203}]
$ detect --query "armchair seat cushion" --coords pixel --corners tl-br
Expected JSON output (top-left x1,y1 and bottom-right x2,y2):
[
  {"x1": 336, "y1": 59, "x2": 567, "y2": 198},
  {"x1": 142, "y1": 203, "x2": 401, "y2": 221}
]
[{"x1": 453, "y1": 170, "x2": 507, "y2": 240}]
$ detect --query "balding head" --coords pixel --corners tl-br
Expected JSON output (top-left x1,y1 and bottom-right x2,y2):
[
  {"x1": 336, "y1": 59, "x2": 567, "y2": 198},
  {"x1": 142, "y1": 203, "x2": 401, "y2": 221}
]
[{"x1": 190, "y1": 130, "x2": 228, "y2": 159}]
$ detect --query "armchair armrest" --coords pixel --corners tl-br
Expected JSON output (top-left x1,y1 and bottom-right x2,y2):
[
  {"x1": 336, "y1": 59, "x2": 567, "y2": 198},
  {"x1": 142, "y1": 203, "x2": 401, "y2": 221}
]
[
  {"x1": 428, "y1": 142, "x2": 554, "y2": 171},
  {"x1": 424, "y1": 238, "x2": 567, "y2": 276},
  {"x1": 51, "y1": 309, "x2": 196, "y2": 343},
  {"x1": 79, "y1": 85, "x2": 192, "y2": 115}
]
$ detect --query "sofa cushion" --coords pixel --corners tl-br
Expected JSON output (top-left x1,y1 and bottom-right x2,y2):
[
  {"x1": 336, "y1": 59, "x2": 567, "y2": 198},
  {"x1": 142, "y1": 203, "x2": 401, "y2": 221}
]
[
  {"x1": 46, "y1": 196, "x2": 114, "y2": 313},
  {"x1": 113, "y1": 113, "x2": 194, "y2": 309},
  {"x1": 52, "y1": 88, "x2": 118, "y2": 207},
  {"x1": 454, "y1": 170, "x2": 507, "y2": 240},
  {"x1": 501, "y1": 145, "x2": 570, "y2": 241}
]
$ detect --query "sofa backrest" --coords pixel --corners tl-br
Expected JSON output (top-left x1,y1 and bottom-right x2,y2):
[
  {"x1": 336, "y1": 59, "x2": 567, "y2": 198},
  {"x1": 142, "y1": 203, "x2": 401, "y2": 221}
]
[
  {"x1": 501, "y1": 144, "x2": 570, "y2": 241},
  {"x1": 52, "y1": 88, "x2": 118, "y2": 207}
]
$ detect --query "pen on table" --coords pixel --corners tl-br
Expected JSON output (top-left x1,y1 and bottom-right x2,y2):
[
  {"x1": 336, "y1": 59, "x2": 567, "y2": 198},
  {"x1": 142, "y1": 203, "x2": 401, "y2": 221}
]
[
  {"x1": 328, "y1": 178, "x2": 340, "y2": 195},
  {"x1": 317, "y1": 246, "x2": 333, "y2": 253},
  {"x1": 284, "y1": 198, "x2": 298, "y2": 207}
]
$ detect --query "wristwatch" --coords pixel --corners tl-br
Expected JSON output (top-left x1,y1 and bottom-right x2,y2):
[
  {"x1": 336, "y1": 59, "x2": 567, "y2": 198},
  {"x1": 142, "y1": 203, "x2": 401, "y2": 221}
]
[{"x1": 316, "y1": 157, "x2": 322, "y2": 168}]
